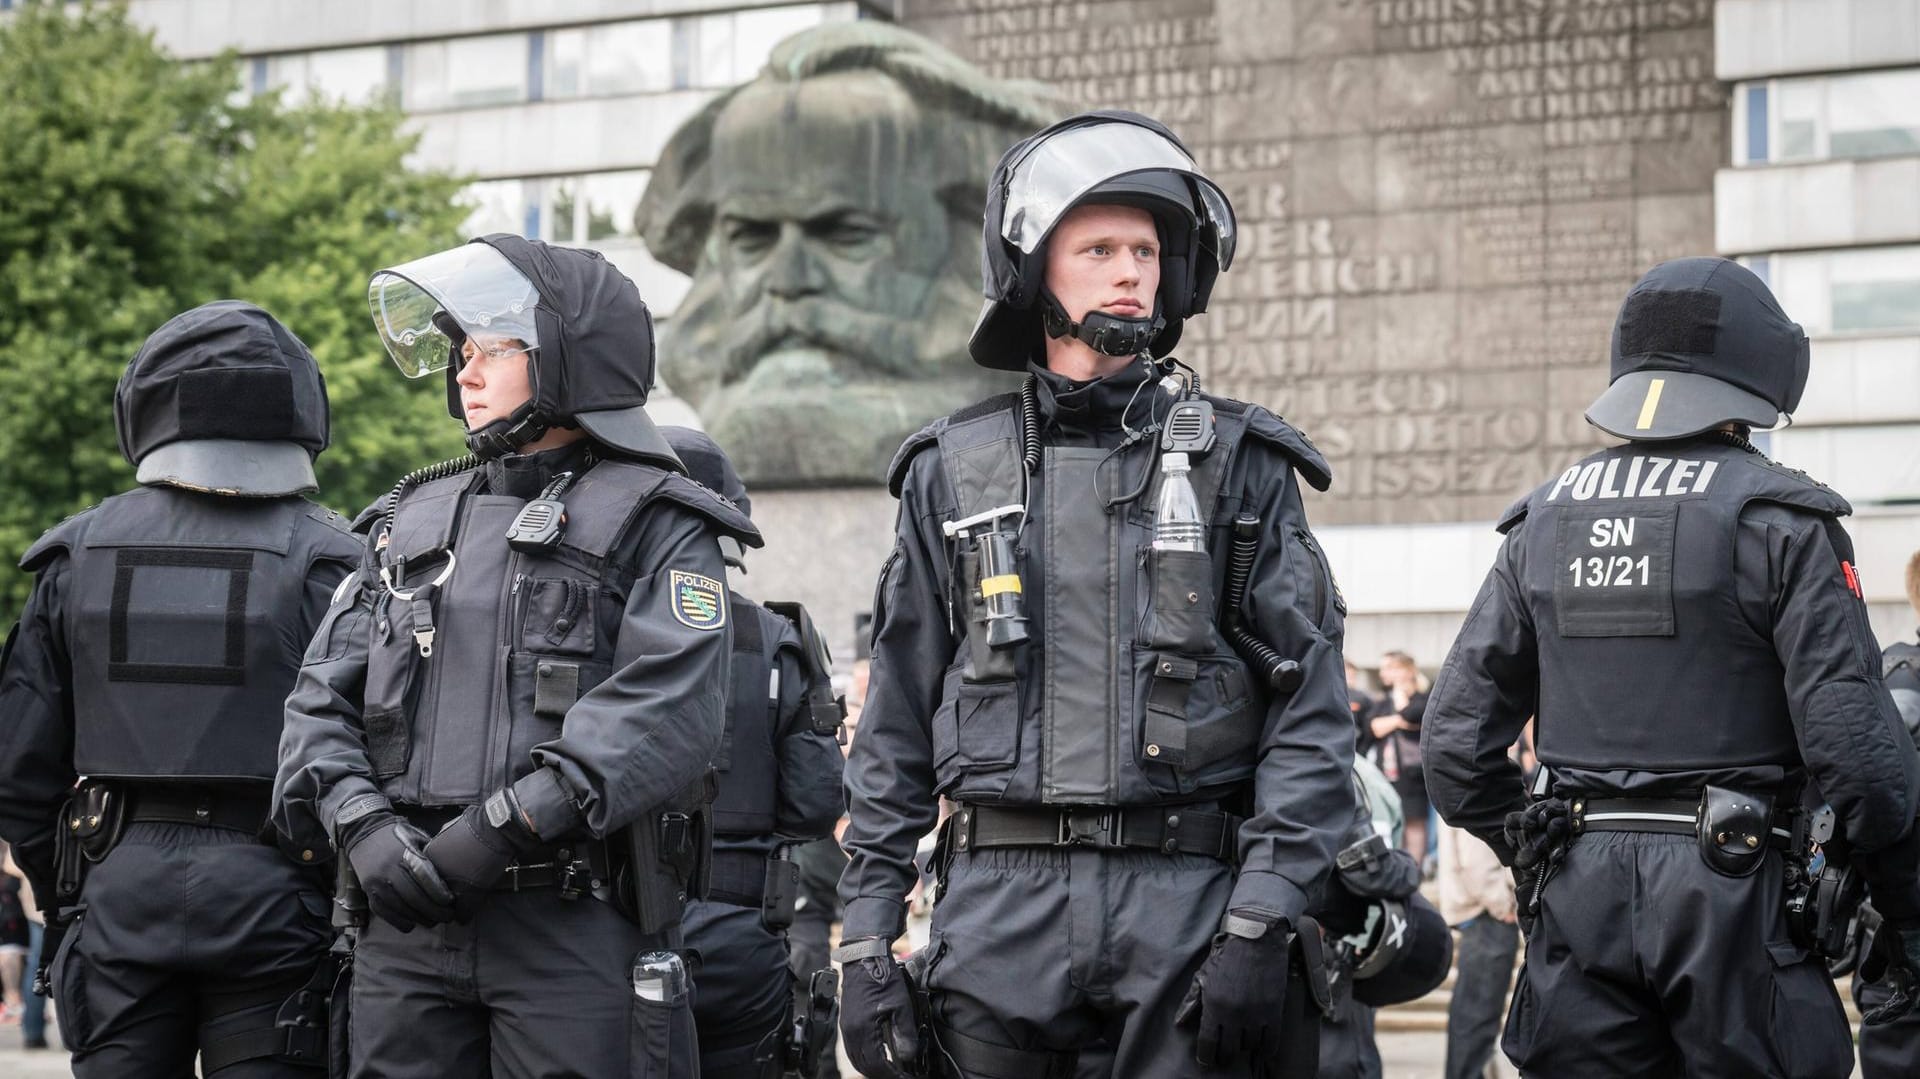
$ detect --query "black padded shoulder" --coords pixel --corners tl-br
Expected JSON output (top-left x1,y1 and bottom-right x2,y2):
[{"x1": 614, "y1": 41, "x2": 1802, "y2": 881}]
[
  {"x1": 887, "y1": 391, "x2": 1024, "y2": 497},
  {"x1": 648, "y1": 470, "x2": 764, "y2": 548},
  {"x1": 301, "y1": 501, "x2": 357, "y2": 539},
  {"x1": 19, "y1": 506, "x2": 96, "y2": 572},
  {"x1": 1232, "y1": 403, "x2": 1333, "y2": 492},
  {"x1": 1739, "y1": 452, "x2": 1852, "y2": 519},
  {"x1": 349, "y1": 498, "x2": 386, "y2": 535},
  {"x1": 1496, "y1": 491, "x2": 1534, "y2": 535}
]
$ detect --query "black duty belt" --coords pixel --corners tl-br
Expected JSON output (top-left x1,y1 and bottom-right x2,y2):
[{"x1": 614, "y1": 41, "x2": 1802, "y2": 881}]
[
  {"x1": 125, "y1": 787, "x2": 270, "y2": 833},
  {"x1": 950, "y1": 803, "x2": 1241, "y2": 862},
  {"x1": 706, "y1": 849, "x2": 768, "y2": 909},
  {"x1": 1573, "y1": 796, "x2": 1793, "y2": 849}
]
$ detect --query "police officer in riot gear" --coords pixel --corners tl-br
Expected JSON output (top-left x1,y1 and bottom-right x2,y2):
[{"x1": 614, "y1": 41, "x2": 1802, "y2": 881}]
[
  {"x1": 1425, "y1": 256, "x2": 1920, "y2": 1077},
  {"x1": 1856, "y1": 547, "x2": 1920, "y2": 1077},
  {"x1": 837, "y1": 110, "x2": 1356, "y2": 1078},
  {"x1": 273, "y1": 235, "x2": 757, "y2": 1077},
  {"x1": 661, "y1": 425, "x2": 846, "y2": 1079},
  {"x1": 0, "y1": 301, "x2": 361, "y2": 1075}
]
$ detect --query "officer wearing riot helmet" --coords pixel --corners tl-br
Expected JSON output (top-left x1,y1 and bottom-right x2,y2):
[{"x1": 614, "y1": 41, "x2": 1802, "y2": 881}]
[
  {"x1": 836, "y1": 110, "x2": 1356, "y2": 1078},
  {"x1": 1424, "y1": 256, "x2": 1920, "y2": 1077},
  {"x1": 660, "y1": 425, "x2": 847, "y2": 1079},
  {"x1": 1856, "y1": 547, "x2": 1920, "y2": 1078},
  {"x1": 0, "y1": 301, "x2": 361, "y2": 1075},
  {"x1": 272, "y1": 236, "x2": 757, "y2": 1077}
]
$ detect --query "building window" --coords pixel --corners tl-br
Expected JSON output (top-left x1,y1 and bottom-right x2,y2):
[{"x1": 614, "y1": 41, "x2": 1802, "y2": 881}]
[
  {"x1": 548, "y1": 19, "x2": 675, "y2": 98},
  {"x1": 256, "y1": 45, "x2": 389, "y2": 103},
  {"x1": 1765, "y1": 246, "x2": 1920, "y2": 337},
  {"x1": 1734, "y1": 69, "x2": 1920, "y2": 167},
  {"x1": 461, "y1": 170, "x2": 653, "y2": 246},
  {"x1": 406, "y1": 33, "x2": 530, "y2": 111},
  {"x1": 1742, "y1": 84, "x2": 1768, "y2": 164}
]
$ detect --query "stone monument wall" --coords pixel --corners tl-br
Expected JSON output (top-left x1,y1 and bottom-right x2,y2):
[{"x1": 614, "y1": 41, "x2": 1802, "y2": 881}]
[{"x1": 898, "y1": 0, "x2": 1727, "y2": 525}]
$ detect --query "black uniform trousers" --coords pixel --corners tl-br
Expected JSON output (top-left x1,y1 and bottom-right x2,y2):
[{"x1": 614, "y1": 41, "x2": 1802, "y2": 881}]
[
  {"x1": 684, "y1": 899, "x2": 790, "y2": 1079},
  {"x1": 346, "y1": 889, "x2": 697, "y2": 1079},
  {"x1": 1855, "y1": 976, "x2": 1920, "y2": 1077},
  {"x1": 52, "y1": 822, "x2": 331, "y2": 1077},
  {"x1": 1502, "y1": 831, "x2": 1851, "y2": 1078},
  {"x1": 926, "y1": 846, "x2": 1252, "y2": 1079}
]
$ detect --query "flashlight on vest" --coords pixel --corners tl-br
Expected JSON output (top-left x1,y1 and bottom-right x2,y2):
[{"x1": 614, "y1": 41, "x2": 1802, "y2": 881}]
[{"x1": 943, "y1": 503, "x2": 1029, "y2": 651}]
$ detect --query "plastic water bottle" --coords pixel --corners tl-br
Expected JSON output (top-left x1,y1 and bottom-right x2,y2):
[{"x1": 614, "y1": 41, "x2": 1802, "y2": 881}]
[
  {"x1": 633, "y1": 951, "x2": 688, "y2": 1004},
  {"x1": 1152, "y1": 452, "x2": 1206, "y2": 553}
]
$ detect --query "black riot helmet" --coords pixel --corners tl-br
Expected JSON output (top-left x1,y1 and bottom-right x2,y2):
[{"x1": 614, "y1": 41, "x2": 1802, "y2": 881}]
[
  {"x1": 1586, "y1": 257, "x2": 1810, "y2": 442},
  {"x1": 661, "y1": 425, "x2": 752, "y2": 569},
  {"x1": 369, "y1": 235, "x2": 676, "y2": 465},
  {"x1": 1347, "y1": 893, "x2": 1454, "y2": 1008},
  {"x1": 970, "y1": 110, "x2": 1237, "y2": 369},
  {"x1": 113, "y1": 300, "x2": 330, "y2": 497}
]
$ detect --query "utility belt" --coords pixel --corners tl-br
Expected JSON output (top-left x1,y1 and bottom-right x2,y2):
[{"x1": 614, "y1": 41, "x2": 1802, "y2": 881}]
[
  {"x1": 941, "y1": 803, "x2": 1241, "y2": 863},
  {"x1": 1521, "y1": 783, "x2": 1864, "y2": 959},
  {"x1": 705, "y1": 845, "x2": 801, "y2": 932},
  {"x1": 53, "y1": 781, "x2": 272, "y2": 901}
]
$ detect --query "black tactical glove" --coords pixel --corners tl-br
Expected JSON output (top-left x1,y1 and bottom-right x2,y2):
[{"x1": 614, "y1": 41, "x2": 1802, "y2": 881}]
[
  {"x1": 836, "y1": 939, "x2": 921, "y2": 1079},
  {"x1": 342, "y1": 813, "x2": 456, "y2": 932},
  {"x1": 1176, "y1": 912, "x2": 1292, "y2": 1070},
  {"x1": 1504, "y1": 798, "x2": 1572, "y2": 933},
  {"x1": 423, "y1": 769, "x2": 582, "y2": 921}
]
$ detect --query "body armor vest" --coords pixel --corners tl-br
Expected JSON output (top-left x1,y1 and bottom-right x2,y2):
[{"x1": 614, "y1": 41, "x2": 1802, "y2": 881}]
[
  {"x1": 712, "y1": 598, "x2": 791, "y2": 837},
  {"x1": 360, "y1": 458, "x2": 693, "y2": 806},
  {"x1": 1884, "y1": 642, "x2": 1920, "y2": 746},
  {"x1": 1507, "y1": 440, "x2": 1850, "y2": 771},
  {"x1": 22, "y1": 486, "x2": 354, "y2": 781},
  {"x1": 896, "y1": 394, "x2": 1329, "y2": 808}
]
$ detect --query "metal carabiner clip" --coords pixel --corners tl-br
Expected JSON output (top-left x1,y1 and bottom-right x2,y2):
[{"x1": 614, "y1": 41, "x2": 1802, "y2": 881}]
[{"x1": 378, "y1": 553, "x2": 457, "y2": 601}]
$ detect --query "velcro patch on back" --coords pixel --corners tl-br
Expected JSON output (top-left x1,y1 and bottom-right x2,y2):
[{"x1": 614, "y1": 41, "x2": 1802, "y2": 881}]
[{"x1": 1618, "y1": 288, "x2": 1720, "y2": 357}]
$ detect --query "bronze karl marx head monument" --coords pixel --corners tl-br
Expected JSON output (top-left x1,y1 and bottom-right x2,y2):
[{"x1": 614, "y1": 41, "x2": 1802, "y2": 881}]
[{"x1": 637, "y1": 23, "x2": 1060, "y2": 487}]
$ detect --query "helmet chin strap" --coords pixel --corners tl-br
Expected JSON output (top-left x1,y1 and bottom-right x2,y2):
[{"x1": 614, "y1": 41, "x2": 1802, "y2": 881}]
[
  {"x1": 1040, "y1": 290, "x2": 1164, "y2": 358},
  {"x1": 465, "y1": 401, "x2": 552, "y2": 459}
]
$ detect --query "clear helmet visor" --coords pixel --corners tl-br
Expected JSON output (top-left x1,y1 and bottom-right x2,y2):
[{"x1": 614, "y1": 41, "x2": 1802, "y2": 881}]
[
  {"x1": 368, "y1": 242, "x2": 542, "y2": 378},
  {"x1": 1000, "y1": 121, "x2": 1237, "y2": 270}
]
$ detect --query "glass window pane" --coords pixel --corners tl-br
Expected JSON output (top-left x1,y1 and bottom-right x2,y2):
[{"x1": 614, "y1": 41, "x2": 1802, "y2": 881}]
[
  {"x1": 693, "y1": 13, "x2": 736, "y2": 89},
  {"x1": 461, "y1": 179, "x2": 529, "y2": 238},
  {"x1": 304, "y1": 46, "x2": 388, "y2": 103},
  {"x1": 579, "y1": 170, "x2": 651, "y2": 242},
  {"x1": 444, "y1": 34, "x2": 529, "y2": 108},
  {"x1": 586, "y1": 21, "x2": 673, "y2": 95},
  {"x1": 732, "y1": 5, "x2": 829, "y2": 78},
  {"x1": 1775, "y1": 81, "x2": 1822, "y2": 161},
  {"x1": 1829, "y1": 246, "x2": 1920, "y2": 334},
  {"x1": 1827, "y1": 71, "x2": 1920, "y2": 160},
  {"x1": 547, "y1": 179, "x2": 582, "y2": 245},
  {"x1": 404, "y1": 42, "x2": 449, "y2": 111},
  {"x1": 1743, "y1": 84, "x2": 1769, "y2": 163},
  {"x1": 546, "y1": 28, "x2": 585, "y2": 99}
]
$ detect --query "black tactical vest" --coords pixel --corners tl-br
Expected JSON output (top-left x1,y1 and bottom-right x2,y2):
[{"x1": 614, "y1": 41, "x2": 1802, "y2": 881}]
[
  {"x1": 20, "y1": 486, "x2": 357, "y2": 781},
  {"x1": 1504, "y1": 440, "x2": 1851, "y2": 771},
  {"x1": 358, "y1": 458, "x2": 737, "y2": 807},
  {"x1": 1885, "y1": 642, "x2": 1920, "y2": 747},
  {"x1": 889, "y1": 394, "x2": 1331, "y2": 808},
  {"x1": 712, "y1": 598, "x2": 791, "y2": 837}
]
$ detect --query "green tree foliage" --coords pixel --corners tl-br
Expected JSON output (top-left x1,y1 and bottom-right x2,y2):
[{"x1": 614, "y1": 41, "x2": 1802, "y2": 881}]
[{"x1": 0, "y1": 2, "x2": 471, "y2": 618}]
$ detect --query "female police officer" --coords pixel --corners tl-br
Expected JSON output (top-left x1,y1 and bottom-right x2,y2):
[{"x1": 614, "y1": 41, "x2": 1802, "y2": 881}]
[{"x1": 273, "y1": 235, "x2": 756, "y2": 1077}]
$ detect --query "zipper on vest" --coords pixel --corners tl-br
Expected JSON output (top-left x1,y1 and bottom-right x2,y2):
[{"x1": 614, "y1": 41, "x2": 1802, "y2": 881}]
[{"x1": 483, "y1": 570, "x2": 529, "y2": 789}]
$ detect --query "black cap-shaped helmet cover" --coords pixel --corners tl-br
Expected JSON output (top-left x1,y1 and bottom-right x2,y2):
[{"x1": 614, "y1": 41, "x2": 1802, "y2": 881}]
[
  {"x1": 114, "y1": 300, "x2": 330, "y2": 495},
  {"x1": 1586, "y1": 257, "x2": 1810, "y2": 441}
]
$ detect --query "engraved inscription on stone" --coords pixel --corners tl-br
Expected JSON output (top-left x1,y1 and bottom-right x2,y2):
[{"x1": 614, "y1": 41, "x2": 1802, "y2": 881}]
[{"x1": 900, "y1": 0, "x2": 1726, "y2": 524}]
